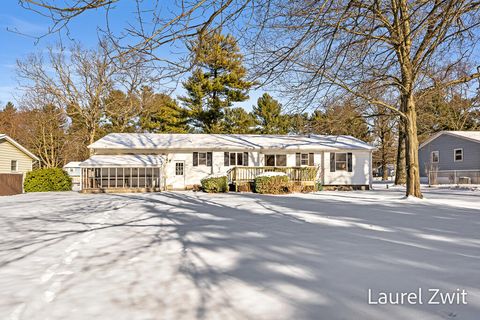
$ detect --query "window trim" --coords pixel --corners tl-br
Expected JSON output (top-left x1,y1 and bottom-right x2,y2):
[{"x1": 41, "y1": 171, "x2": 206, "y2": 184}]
[
  {"x1": 175, "y1": 162, "x2": 184, "y2": 176},
  {"x1": 335, "y1": 152, "x2": 348, "y2": 171},
  {"x1": 264, "y1": 154, "x2": 287, "y2": 167},
  {"x1": 224, "y1": 152, "x2": 249, "y2": 166},
  {"x1": 454, "y1": 148, "x2": 463, "y2": 162},
  {"x1": 198, "y1": 152, "x2": 207, "y2": 166},
  {"x1": 431, "y1": 151, "x2": 439, "y2": 163},
  {"x1": 330, "y1": 152, "x2": 353, "y2": 172},
  {"x1": 10, "y1": 160, "x2": 18, "y2": 172},
  {"x1": 193, "y1": 152, "x2": 212, "y2": 167},
  {"x1": 301, "y1": 153, "x2": 309, "y2": 166}
]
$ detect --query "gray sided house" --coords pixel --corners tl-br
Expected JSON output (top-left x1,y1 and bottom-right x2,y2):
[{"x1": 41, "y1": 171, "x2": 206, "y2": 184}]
[
  {"x1": 79, "y1": 133, "x2": 375, "y2": 192},
  {"x1": 418, "y1": 131, "x2": 480, "y2": 184}
]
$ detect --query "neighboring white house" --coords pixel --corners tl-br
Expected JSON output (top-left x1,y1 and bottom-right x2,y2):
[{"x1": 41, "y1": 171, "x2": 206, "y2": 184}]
[
  {"x1": 79, "y1": 133, "x2": 375, "y2": 192},
  {"x1": 63, "y1": 161, "x2": 82, "y2": 191}
]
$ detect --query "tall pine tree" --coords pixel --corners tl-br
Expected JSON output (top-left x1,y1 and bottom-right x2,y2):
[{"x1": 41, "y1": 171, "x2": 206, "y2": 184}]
[
  {"x1": 140, "y1": 87, "x2": 188, "y2": 133},
  {"x1": 252, "y1": 93, "x2": 289, "y2": 134},
  {"x1": 180, "y1": 30, "x2": 254, "y2": 133},
  {"x1": 223, "y1": 108, "x2": 255, "y2": 133}
]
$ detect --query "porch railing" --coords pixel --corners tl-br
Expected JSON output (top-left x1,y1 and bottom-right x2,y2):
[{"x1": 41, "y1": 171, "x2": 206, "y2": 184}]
[{"x1": 228, "y1": 166, "x2": 319, "y2": 184}]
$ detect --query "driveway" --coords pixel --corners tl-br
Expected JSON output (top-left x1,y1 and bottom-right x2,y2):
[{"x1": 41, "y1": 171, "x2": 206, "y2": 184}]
[{"x1": 0, "y1": 189, "x2": 479, "y2": 320}]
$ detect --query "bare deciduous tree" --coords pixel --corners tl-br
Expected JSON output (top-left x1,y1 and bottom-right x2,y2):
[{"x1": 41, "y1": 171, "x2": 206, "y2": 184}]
[
  {"x1": 246, "y1": 0, "x2": 480, "y2": 198},
  {"x1": 17, "y1": 42, "x2": 149, "y2": 156},
  {"x1": 19, "y1": 0, "x2": 480, "y2": 197}
]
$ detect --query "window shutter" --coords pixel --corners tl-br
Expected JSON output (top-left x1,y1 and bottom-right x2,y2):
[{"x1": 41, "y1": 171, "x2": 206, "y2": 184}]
[
  {"x1": 193, "y1": 152, "x2": 198, "y2": 166},
  {"x1": 296, "y1": 153, "x2": 301, "y2": 166},
  {"x1": 243, "y1": 152, "x2": 249, "y2": 166},
  {"x1": 237, "y1": 152, "x2": 243, "y2": 166},
  {"x1": 309, "y1": 153, "x2": 314, "y2": 166},
  {"x1": 347, "y1": 153, "x2": 353, "y2": 172},
  {"x1": 207, "y1": 152, "x2": 213, "y2": 166},
  {"x1": 330, "y1": 153, "x2": 336, "y2": 172},
  {"x1": 224, "y1": 152, "x2": 229, "y2": 166}
]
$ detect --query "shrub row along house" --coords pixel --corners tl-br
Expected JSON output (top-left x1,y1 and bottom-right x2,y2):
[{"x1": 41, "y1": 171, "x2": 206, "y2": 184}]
[{"x1": 79, "y1": 133, "x2": 374, "y2": 192}]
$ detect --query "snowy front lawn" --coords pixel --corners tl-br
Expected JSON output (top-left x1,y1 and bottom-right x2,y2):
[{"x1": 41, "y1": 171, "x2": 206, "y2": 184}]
[{"x1": 0, "y1": 189, "x2": 479, "y2": 320}]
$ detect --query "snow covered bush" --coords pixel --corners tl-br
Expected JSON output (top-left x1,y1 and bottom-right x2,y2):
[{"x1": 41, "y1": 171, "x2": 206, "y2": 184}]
[
  {"x1": 254, "y1": 172, "x2": 290, "y2": 194},
  {"x1": 201, "y1": 175, "x2": 228, "y2": 193},
  {"x1": 24, "y1": 168, "x2": 72, "y2": 192}
]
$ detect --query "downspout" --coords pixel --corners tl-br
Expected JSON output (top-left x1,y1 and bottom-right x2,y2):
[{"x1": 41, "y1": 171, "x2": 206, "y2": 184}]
[{"x1": 369, "y1": 151, "x2": 373, "y2": 190}]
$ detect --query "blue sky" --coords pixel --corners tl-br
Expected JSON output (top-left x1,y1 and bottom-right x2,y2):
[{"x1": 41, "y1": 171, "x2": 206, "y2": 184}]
[{"x1": 0, "y1": 1, "x2": 265, "y2": 110}]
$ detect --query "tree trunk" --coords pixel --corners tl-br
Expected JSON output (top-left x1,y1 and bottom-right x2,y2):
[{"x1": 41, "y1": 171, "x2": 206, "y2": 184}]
[
  {"x1": 404, "y1": 96, "x2": 423, "y2": 198},
  {"x1": 395, "y1": 120, "x2": 406, "y2": 185},
  {"x1": 381, "y1": 152, "x2": 388, "y2": 181},
  {"x1": 88, "y1": 127, "x2": 96, "y2": 156}
]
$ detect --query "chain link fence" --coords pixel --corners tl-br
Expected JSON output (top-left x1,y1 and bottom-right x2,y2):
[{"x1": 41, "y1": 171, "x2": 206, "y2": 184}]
[{"x1": 428, "y1": 170, "x2": 480, "y2": 185}]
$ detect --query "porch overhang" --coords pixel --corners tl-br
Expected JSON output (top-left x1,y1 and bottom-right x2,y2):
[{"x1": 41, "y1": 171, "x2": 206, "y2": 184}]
[{"x1": 79, "y1": 155, "x2": 165, "y2": 168}]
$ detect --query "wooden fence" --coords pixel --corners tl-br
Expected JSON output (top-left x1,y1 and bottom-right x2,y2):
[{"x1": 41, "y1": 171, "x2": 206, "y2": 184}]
[
  {"x1": 228, "y1": 166, "x2": 319, "y2": 184},
  {"x1": 0, "y1": 173, "x2": 23, "y2": 196}
]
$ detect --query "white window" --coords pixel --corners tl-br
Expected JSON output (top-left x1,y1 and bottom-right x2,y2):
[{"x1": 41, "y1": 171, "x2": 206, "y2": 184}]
[
  {"x1": 301, "y1": 153, "x2": 309, "y2": 165},
  {"x1": 175, "y1": 162, "x2": 184, "y2": 175},
  {"x1": 226, "y1": 152, "x2": 247, "y2": 166},
  {"x1": 193, "y1": 152, "x2": 212, "y2": 167},
  {"x1": 330, "y1": 152, "x2": 352, "y2": 172},
  {"x1": 431, "y1": 151, "x2": 439, "y2": 163},
  {"x1": 454, "y1": 148, "x2": 463, "y2": 162},
  {"x1": 11, "y1": 160, "x2": 18, "y2": 172},
  {"x1": 296, "y1": 153, "x2": 314, "y2": 166},
  {"x1": 198, "y1": 152, "x2": 207, "y2": 165},
  {"x1": 264, "y1": 154, "x2": 287, "y2": 167},
  {"x1": 335, "y1": 153, "x2": 347, "y2": 171}
]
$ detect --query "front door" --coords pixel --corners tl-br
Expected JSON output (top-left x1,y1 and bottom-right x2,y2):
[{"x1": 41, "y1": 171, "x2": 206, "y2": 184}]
[{"x1": 172, "y1": 161, "x2": 185, "y2": 189}]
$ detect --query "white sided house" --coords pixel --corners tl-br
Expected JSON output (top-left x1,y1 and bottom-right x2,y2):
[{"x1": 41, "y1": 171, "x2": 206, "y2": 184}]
[{"x1": 79, "y1": 133, "x2": 374, "y2": 192}]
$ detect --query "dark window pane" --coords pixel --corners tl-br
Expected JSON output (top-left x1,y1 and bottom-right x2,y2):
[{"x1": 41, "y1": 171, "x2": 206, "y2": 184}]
[
  {"x1": 330, "y1": 153, "x2": 335, "y2": 172},
  {"x1": 336, "y1": 162, "x2": 347, "y2": 171},
  {"x1": 265, "y1": 154, "x2": 275, "y2": 166},
  {"x1": 237, "y1": 152, "x2": 243, "y2": 166},
  {"x1": 199, "y1": 152, "x2": 207, "y2": 165},
  {"x1": 337, "y1": 153, "x2": 347, "y2": 161},
  {"x1": 207, "y1": 152, "x2": 212, "y2": 166},
  {"x1": 276, "y1": 155, "x2": 287, "y2": 166},
  {"x1": 224, "y1": 152, "x2": 229, "y2": 166},
  {"x1": 243, "y1": 152, "x2": 249, "y2": 166},
  {"x1": 230, "y1": 152, "x2": 236, "y2": 165},
  {"x1": 309, "y1": 153, "x2": 314, "y2": 166},
  {"x1": 193, "y1": 152, "x2": 198, "y2": 166}
]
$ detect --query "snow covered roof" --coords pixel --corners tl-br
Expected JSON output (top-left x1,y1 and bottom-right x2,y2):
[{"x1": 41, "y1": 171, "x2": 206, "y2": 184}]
[
  {"x1": 89, "y1": 133, "x2": 374, "y2": 151},
  {"x1": 419, "y1": 131, "x2": 480, "y2": 149},
  {"x1": 79, "y1": 155, "x2": 164, "y2": 167},
  {"x1": 0, "y1": 134, "x2": 39, "y2": 160},
  {"x1": 63, "y1": 161, "x2": 82, "y2": 168}
]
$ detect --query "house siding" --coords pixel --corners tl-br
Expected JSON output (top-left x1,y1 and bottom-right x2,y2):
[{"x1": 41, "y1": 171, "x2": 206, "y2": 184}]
[
  {"x1": 419, "y1": 134, "x2": 480, "y2": 176},
  {"x1": 89, "y1": 148, "x2": 371, "y2": 189},
  {"x1": 0, "y1": 140, "x2": 33, "y2": 174},
  {"x1": 324, "y1": 151, "x2": 371, "y2": 186}
]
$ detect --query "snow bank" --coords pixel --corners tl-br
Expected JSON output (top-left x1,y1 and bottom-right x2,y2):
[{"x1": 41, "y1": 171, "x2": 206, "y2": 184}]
[
  {"x1": 256, "y1": 171, "x2": 287, "y2": 178},
  {"x1": 204, "y1": 173, "x2": 228, "y2": 179}
]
